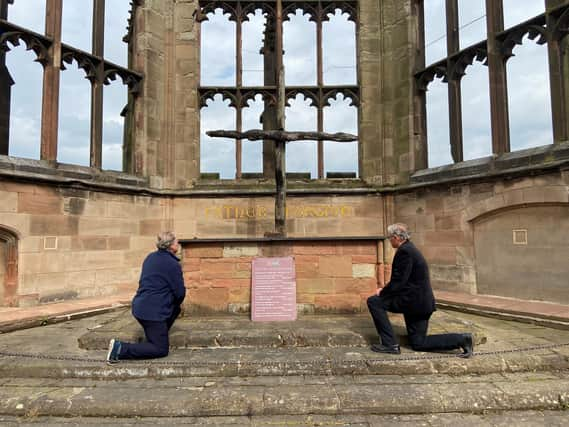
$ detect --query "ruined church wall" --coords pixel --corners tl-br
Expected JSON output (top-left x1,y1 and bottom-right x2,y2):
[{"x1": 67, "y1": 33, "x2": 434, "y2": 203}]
[
  {"x1": 173, "y1": 193, "x2": 386, "y2": 313},
  {"x1": 0, "y1": 180, "x2": 169, "y2": 306},
  {"x1": 393, "y1": 169, "x2": 569, "y2": 303}
]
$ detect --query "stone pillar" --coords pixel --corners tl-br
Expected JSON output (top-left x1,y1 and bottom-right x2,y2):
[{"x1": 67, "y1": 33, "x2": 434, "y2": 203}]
[
  {"x1": 359, "y1": 0, "x2": 421, "y2": 185},
  {"x1": 173, "y1": 0, "x2": 200, "y2": 187},
  {"x1": 545, "y1": 0, "x2": 569, "y2": 143},
  {"x1": 134, "y1": 0, "x2": 200, "y2": 189},
  {"x1": 0, "y1": 0, "x2": 12, "y2": 156},
  {"x1": 358, "y1": 0, "x2": 383, "y2": 183},
  {"x1": 40, "y1": 0, "x2": 63, "y2": 162},
  {"x1": 262, "y1": 15, "x2": 277, "y2": 178}
]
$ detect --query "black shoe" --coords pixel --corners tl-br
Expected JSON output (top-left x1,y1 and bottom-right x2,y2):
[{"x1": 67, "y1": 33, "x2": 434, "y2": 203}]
[
  {"x1": 371, "y1": 343, "x2": 401, "y2": 354},
  {"x1": 457, "y1": 333, "x2": 474, "y2": 358}
]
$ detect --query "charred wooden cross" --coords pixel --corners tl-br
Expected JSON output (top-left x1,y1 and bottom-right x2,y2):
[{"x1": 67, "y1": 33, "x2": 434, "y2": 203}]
[{"x1": 207, "y1": 0, "x2": 357, "y2": 237}]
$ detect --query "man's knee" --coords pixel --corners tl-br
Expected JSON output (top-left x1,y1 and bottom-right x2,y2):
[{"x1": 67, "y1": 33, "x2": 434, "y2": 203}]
[
  {"x1": 367, "y1": 295, "x2": 388, "y2": 310},
  {"x1": 408, "y1": 334, "x2": 426, "y2": 351}
]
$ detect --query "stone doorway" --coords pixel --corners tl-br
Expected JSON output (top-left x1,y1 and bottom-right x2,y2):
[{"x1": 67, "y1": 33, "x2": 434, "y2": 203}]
[{"x1": 0, "y1": 227, "x2": 18, "y2": 307}]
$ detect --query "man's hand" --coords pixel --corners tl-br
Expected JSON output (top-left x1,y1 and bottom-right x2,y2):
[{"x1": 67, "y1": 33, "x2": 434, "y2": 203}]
[{"x1": 376, "y1": 287, "x2": 383, "y2": 296}]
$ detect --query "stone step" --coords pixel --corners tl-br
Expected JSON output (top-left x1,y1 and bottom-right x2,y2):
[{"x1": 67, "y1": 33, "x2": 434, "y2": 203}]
[
  {"x1": 78, "y1": 310, "x2": 486, "y2": 350},
  {"x1": 2, "y1": 411, "x2": 569, "y2": 426},
  {"x1": 0, "y1": 372, "x2": 568, "y2": 418},
  {"x1": 1, "y1": 345, "x2": 568, "y2": 380}
]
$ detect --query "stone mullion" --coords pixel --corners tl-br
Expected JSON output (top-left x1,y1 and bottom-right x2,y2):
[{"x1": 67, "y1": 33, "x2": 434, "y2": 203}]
[
  {"x1": 236, "y1": 1, "x2": 243, "y2": 179},
  {"x1": 317, "y1": 2, "x2": 324, "y2": 179},
  {"x1": 545, "y1": 5, "x2": 569, "y2": 143},
  {"x1": 0, "y1": 0, "x2": 12, "y2": 155},
  {"x1": 485, "y1": 0, "x2": 510, "y2": 154},
  {"x1": 40, "y1": 0, "x2": 63, "y2": 162},
  {"x1": 90, "y1": 0, "x2": 105, "y2": 169},
  {"x1": 263, "y1": 15, "x2": 277, "y2": 178},
  {"x1": 446, "y1": 0, "x2": 463, "y2": 163},
  {"x1": 413, "y1": 0, "x2": 428, "y2": 170}
]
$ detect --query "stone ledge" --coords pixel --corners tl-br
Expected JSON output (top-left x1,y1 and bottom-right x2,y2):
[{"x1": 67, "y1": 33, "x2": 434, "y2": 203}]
[
  {"x1": 0, "y1": 155, "x2": 148, "y2": 190},
  {"x1": 410, "y1": 142, "x2": 569, "y2": 186}
]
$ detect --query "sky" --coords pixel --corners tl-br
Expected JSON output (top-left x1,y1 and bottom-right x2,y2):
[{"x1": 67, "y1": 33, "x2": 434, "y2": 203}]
[{"x1": 2, "y1": 0, "x2": 554, "y2": 176}]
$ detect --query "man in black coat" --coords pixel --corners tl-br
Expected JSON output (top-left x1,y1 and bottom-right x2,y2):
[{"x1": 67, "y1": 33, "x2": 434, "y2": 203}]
[
  {"x1": 367, "y1": 223, "x2": 473, "y2": 357},
  {"x1": 106, "y1": 231, "x2": 186, "y2": 363}
]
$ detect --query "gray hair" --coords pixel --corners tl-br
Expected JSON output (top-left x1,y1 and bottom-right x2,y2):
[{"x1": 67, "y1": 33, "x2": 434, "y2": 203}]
[
  {"x1": 387, "y1": 223, "x2": 410, "y2": 241},
  {"x1": 156, "y1": 231, "x2": 177, "y2": 250}
]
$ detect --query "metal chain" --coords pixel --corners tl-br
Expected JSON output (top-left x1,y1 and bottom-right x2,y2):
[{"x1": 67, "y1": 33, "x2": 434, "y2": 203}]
[{"x1": 0, "y1": 342, "x2": 568, "y2": 367}]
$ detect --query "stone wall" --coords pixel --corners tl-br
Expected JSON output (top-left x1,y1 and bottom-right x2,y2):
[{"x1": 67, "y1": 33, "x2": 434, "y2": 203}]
[
  {"x1": 0, "y1": 243, "x2": 5, "y2": 304},
  {"x1": 0, "y1": 174, "x2": 390, "y2": 308},
  {"x1": 0, "y1": 181, "x2": 168, "y2": 306},
  {"x1": 172, "y1": 194, "x2": 384, "y2": 239},
  {"x1": 359, "y1": 0, "x2": 426, "y2": 185},
  {"x1": 133, "y1": 0, "x2": 200, "y2": 189},
  {"x1": 395, "y1": 169, "x2": 569, "y2": 301},
  {"x1": 182, "y1": 240, "x2": 380, "y2": 314}
]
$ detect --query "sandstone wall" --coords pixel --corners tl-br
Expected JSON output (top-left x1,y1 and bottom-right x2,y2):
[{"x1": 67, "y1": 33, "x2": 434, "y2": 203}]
[
  {"x1": 0, "y1": 181, "x2": 169, "y2": 306},
  {"x1": 395, "y1": 170, "x2": 569, "y2": 302},
  {"x1": 172, "y1": 194, "x2": 384, "y2": 239},
  {"x1": 182, "y1": 240, "x2": 380, "y2": 314}
]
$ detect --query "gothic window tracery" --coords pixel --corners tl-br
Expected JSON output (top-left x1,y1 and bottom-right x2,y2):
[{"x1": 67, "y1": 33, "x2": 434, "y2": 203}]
[
  {"x1": 198, "y1": 0, "x2": 359, "y2": 180},
  {"x1": 0, "y1": 0, "x2": 142, "y2": 171},
  {"x1": 416, "y1": 0, "x2": 569, "y2": 169}
]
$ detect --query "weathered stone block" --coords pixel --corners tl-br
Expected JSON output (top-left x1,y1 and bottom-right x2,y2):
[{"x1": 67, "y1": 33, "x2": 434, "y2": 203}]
[
  {"x1": 314, "y1": 294, "x2": 362, "y2": 313},
  {"x1": 352, "y1": 263, "x2": 376, "y2": 278},
  {"x1": 71, "y1": 236, "x2": 107, "y2": 251},
  {"x1": 187, "y1": 288, "x2": 229, "y2": 312},
  {"x1": 319, "y1": 255, "x2": 353, "y2": 278},
  {"x1": 0, "y1": 191, "x2": 17, "y2": 213},
  {"x1": 30, "y1": 216, "x2": 78, "y2": 236},
  {"x1": 297, "y1": 278, "x2": 334, "y2": 294},
  {"x1": 186, "y1": 244, "x2": 224, "y2": 258},
  {"x1": 18, "y1": 193, "x2": 61, "y2": 215},
  {"x1": 223, "y1": 244, "x2": 258, "y2": 258}
]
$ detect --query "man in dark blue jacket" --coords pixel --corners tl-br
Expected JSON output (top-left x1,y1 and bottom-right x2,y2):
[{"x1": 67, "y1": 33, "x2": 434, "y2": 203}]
[
  {"x1": 106, "y1": 231, "x2": 186, "y2": 363},
  {"x1": 367, "y1": 223, "x2": 473, "y2": 357}
]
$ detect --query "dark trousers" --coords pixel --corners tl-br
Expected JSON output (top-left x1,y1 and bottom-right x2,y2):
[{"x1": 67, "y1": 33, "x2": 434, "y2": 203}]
[
  {"x1": 367, "y1": 295, "x2": 464, "y2": 351},
  {"x1": 119, "y1": 305, "x2": 181, "y2": 360}
]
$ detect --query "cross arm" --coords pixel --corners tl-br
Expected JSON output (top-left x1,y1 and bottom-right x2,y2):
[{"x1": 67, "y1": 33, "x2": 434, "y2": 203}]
[{"x1": 206, "y1": 129, "x2": 357, "y2": 142}]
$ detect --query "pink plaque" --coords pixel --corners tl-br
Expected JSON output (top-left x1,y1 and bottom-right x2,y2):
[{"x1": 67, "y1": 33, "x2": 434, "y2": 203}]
[{"x1": 251, "y1": 257, "x2": 297, "y2": 321}]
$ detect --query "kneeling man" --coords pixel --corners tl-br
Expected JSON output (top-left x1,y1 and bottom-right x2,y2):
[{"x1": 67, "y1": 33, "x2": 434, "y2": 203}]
[{"x1": 367, "y1": 223, "x2": 473, "y2": 357}]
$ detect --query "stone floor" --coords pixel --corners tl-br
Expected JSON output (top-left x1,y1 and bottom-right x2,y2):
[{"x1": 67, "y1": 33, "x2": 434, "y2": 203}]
[
  {"x1": 1, "y1": 295, "x2": 569, "y2": 424},
  {"x1": 0, "y1": 310, "x2": 568, "y2": 422}
]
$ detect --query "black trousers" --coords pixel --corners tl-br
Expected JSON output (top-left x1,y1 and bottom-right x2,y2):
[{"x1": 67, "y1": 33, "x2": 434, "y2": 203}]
[
  {"x1": 367, "y1": 295, "x2": 464, "y2": 351},
  {"x1": 119, "y1": 305, "x2": 181, "y2": 360}
]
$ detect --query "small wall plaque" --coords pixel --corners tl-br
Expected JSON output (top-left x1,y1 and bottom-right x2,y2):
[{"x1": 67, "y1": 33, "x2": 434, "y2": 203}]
[
  {"x1": 512, "y1": 229, "x2": 528, "y2": 245},
  {"x1": 44, "y1": 236, "x2": 58, "y2": 250}
]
